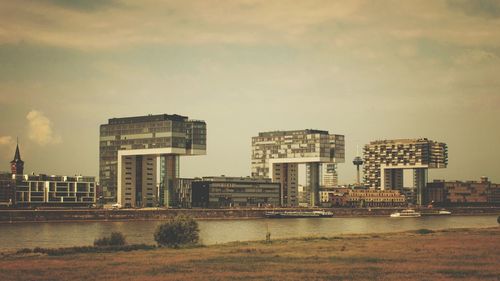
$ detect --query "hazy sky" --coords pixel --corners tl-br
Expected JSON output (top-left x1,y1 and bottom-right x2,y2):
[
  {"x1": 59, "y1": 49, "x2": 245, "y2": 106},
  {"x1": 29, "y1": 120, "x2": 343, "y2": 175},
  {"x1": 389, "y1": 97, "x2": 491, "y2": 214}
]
[{"x1": 0, "y1": 0, "x2": 499, "y2": 184}]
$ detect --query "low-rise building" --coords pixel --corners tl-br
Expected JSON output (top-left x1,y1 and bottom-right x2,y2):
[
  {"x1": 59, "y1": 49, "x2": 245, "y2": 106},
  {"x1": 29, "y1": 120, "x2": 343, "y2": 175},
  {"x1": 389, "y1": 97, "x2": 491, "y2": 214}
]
[
  {"x1": 191, "y1": 176, "x2": 280, "y2": 208},
  {"x1": 0, "y1": 172, "x2": 14, "y2": 207},
  {"x1": 426, "y1": 177, "x2": 499, "y2": 206},
  {"x1": 14, "y1": 174, "x2": 96, "y2": 207},
  {"x1": 346, "y1": 189, "x2": 407, "y2": 208}
]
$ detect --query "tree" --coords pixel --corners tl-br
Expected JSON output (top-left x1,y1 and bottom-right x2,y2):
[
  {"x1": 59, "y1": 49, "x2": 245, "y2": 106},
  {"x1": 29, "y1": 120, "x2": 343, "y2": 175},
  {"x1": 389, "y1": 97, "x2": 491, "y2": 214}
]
[{"x1": 154, "y1": 215, "x2": 199, "y2": 247}]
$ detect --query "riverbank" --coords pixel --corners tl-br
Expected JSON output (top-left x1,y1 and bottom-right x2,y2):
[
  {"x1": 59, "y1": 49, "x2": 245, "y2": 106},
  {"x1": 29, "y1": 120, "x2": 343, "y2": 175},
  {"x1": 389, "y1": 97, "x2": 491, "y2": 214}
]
[
  {"x1": 1, "y1": 227, "x2": 498, "y2": 280},
  {"x1": 1, "y1": 207, "x2": 499, "y2": 223}
]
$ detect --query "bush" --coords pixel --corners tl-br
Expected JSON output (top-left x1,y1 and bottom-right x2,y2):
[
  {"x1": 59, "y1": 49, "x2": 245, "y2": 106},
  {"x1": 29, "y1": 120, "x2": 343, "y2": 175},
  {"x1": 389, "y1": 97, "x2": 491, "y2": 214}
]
[
  {"x1": 154, "y1": 215, "x2": 200, "y2": 248},
  {"x1": 16, "y1": 248, "x2": 32, "y2": 254},
  {"x1": 94, "y1": 232, "x2": 126, "y2": 247},
  {"x1": 415, "y1": 229, "x2": 435, "y2": 235}
]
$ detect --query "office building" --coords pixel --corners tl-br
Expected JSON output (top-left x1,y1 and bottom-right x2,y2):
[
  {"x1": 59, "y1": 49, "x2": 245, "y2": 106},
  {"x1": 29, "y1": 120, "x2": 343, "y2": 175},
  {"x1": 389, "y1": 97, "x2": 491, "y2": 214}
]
[
  {"x1": 191, "y1": 176, "x2": 280, "y2": 208},
  {"x1": 426, "y1": 177, "x2": 499, "y2": 206},
  {"x1": 363, "y1": 138, "x2": 447, "y2": 205},
  {"x1": 99, "y1": 114, "x2": 206, "y2": 207},
  {"x1": 14, "y1": 174, "x2": 96, "y2": 207},
  {"x1": 252, "y1": 129, "x2": 345, "y2": 207}
]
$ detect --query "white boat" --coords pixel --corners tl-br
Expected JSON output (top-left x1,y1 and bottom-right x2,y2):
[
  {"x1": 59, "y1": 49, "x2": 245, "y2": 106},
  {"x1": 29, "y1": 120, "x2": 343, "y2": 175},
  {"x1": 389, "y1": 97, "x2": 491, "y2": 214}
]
[
  {"x1": 438, "y1": 209, "x2": 451, "y2": 215},
  {"x1": 265, "y1": 210, "x2": 334, "y2": 218},
  {"x1": 390, "y1": 209, "x2": 421, "y2": 218}
]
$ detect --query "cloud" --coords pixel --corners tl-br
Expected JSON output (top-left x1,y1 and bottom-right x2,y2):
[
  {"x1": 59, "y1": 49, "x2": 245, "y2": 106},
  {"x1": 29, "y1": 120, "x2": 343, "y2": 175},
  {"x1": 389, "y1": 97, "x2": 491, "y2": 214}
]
[
  {"x1": 26, "y1": 110, "x2": 62, "y2": 145},
  {"x1": 0, "y1": 136, "x2": 13, "y2": 146}
]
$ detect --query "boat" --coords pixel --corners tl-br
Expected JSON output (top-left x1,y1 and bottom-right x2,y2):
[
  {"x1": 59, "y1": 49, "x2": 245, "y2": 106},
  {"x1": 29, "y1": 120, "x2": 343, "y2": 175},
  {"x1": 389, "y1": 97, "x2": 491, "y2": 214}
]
[
  {"x1": 438, "y1": 209, "x2": 451, "y2": 215},
  {"x1": 265, "y1": 210, "x2": 334, "y2": 218},
  {"x1": 390, "y1": 209, "x2": 421, "y2": 218},
  {"x1": 421, "y1": 209, "x2": 452, "y2": 216}
]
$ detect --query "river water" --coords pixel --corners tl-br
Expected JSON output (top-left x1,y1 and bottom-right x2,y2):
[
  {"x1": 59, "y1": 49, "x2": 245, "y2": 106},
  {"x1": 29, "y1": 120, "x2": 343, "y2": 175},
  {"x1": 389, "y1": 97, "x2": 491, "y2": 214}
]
[{"x1": 0, "y1": 215, "x2": 498, "y2": 251}]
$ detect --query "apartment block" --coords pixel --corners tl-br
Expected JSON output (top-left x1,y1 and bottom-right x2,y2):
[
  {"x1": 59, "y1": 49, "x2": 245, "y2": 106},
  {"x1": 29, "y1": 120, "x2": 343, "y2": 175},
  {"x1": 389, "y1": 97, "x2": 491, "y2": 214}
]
[
  {"x1": 252, "y1": 129, "x2": 345, "y2": 207},
  {"x1": 363, "y1": 138, "x2": 447, "y2": 205},
  {"x1": 426, "y1": 177, "x2": 499, "y2": 206}
]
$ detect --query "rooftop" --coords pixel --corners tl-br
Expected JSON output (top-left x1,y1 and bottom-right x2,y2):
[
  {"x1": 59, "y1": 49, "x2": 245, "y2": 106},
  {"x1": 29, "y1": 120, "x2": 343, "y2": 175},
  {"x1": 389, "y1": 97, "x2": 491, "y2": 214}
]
[{"x1": 107, "y1": 114, "x2": 190, "y2": 125}]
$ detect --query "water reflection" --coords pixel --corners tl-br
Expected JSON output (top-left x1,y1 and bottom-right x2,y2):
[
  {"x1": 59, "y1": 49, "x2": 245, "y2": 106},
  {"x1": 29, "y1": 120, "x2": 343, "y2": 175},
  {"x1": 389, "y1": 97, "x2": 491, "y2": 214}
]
[{"x1": 0, "y1": 215, "x2": 497, "y2": 250}]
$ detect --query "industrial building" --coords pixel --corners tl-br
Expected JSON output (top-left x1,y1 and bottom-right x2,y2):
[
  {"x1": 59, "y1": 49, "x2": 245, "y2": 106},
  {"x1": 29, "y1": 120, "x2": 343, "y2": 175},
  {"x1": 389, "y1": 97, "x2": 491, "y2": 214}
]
[
  {"x1": 99, "y1": 114, "x2": 206, "y2": 207},
  {"x1": 252, "y1": 129, "x2": 345, "y2": 207},
  {"x1": 363, "y1": 138, "x2": 447, "y2": 205},
  {"x1": 191, "y1": 176, "x2": 280, "y2": 208}
]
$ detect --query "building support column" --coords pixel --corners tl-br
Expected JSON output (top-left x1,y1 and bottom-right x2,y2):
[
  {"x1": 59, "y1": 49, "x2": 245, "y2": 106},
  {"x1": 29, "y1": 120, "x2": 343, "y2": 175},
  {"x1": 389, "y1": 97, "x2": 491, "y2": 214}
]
[
  {"x1": 161, "y1": 155, "x2": 179, "y2": 208},
  {"x1": 414, "y1": 168, "x2": 428, "y2": 206},
  {"x1": 306, "y1": 162, "x2": 320, "y2": 207}
]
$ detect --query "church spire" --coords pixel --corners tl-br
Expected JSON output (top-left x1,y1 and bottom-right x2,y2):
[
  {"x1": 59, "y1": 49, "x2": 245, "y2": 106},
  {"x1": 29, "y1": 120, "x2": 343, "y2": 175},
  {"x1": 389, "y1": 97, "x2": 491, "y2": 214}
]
[{"x1": 10, "y1": 138, "x2": 24, "y2": 175}]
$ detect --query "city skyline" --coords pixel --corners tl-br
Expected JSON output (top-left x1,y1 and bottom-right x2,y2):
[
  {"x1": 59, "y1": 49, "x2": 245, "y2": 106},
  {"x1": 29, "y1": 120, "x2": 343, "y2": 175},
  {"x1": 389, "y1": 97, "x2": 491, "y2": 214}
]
[{"x1": 1, "y1": 1, "x2": 500, "y2": 183}]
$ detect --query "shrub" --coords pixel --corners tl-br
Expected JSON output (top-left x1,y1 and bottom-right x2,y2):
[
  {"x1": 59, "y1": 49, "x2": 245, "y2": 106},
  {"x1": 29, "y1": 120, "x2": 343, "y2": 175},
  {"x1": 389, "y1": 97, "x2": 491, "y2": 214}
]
[
  {"x1": 94, "y1": 232, "x2": 126, "y2": 247},
  {"x1": 154, "y1": 215, "x2": 200, "y2": 248},
  {"x1": 16, "y1": 248, "x2": 32, "y2": 254},
  {"x1": 415, "y1": 229, "x2": 435, "y2": 235}
]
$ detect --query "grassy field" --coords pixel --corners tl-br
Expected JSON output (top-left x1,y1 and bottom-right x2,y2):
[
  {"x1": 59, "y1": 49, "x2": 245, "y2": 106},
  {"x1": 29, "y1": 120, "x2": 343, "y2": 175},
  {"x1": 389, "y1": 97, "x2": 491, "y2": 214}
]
[{"x1": 0, "y1": 227, "x2": 499, "y2": 280}]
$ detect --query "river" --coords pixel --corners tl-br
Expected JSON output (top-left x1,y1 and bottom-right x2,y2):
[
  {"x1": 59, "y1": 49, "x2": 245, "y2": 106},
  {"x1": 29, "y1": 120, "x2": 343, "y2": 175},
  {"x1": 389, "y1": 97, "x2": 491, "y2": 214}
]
[{"x1": 0, "y1": 215, "x2": 497, "y2": 251}]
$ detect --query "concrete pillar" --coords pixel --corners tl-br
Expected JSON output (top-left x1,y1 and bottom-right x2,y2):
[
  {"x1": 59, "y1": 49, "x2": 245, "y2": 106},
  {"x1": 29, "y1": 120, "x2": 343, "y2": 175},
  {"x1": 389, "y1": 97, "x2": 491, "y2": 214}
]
[
  {"x1": 272, "y1": 163, "x2": 298, "y2": 207},
  {"x1": 161, "y1": 155, "x2": 179, "y2": 208},
  {"x1": 306, "y1": 162, "x2": 320, "y2": 207},
  {"x1": 414, "y1": 168, "x2": 428, "y2": 206}
]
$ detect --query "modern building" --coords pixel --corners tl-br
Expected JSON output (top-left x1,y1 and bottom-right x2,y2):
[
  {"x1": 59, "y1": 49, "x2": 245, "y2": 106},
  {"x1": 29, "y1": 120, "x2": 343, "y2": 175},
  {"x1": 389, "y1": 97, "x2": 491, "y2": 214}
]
[
  {"x1": 426, "y1": 177, "x2": 499, "y2": 206},
  {"x1": 0, "y1": 172, "x2": 14, "y2": 207},
  {"x1": 363, "y1": 138, "x2": 447, "y2": 205},
  {"x1": 252, "y1": 130, "x2": 345, "y2": 207},
  {"x1": 321, "y1": 163, "x2": 338, "y2": 188},
  {"x1": 14, "y1": 174, "x2": 96, "y2": 207},
  {"x1": 191, "y1": 176, "x2": 280, "y2": 208},
  {"x1": 99, "y1": 114, "x2": 206, "y2": 208}
]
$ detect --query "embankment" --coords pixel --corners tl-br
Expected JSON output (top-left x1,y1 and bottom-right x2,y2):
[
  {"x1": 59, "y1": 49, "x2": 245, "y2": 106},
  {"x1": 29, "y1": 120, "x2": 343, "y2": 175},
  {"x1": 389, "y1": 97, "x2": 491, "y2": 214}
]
[{"x1": 0, "y1": 207, "x2": 499, "y2": 223}]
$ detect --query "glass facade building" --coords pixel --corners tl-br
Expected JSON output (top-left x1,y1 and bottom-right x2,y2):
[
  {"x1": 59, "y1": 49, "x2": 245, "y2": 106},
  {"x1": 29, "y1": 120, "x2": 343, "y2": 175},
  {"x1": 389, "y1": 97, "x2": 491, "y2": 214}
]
[
  {"x1": 99, "y1": 114, "x2": 206, "y2": 207},
  {"x1": 251, "y1": 129, "x2": 345, "y2": 207}
]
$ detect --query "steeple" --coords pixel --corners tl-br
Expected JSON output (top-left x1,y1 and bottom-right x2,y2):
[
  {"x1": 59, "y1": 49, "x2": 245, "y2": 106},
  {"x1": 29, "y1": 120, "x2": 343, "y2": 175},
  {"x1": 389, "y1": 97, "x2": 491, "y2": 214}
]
[{"x1": 10, "y1": 138, "x2": 24, "y2": 175}]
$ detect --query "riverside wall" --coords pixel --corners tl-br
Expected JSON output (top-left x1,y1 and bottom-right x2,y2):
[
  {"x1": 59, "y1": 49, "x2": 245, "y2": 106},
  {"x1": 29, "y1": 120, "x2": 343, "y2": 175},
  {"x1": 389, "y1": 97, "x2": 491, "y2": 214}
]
[{"x1": 0, "y1": 207, "x2": 499, "y2": 223}]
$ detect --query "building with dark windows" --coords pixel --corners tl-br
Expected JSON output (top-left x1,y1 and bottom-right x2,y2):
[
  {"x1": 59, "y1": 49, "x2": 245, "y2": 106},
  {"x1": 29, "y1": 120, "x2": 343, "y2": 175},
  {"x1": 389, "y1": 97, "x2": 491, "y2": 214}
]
[
  {"x1": 0, "y1": 172, "x2": 14, "y2": 207},
  {"x1": 14, "y1": 174, "x2": 96, "y2": 207},
  {"x1": 363, "y1": 138, "x2": 447, "y2": 205},
  {"x1": 252, "y1": 129, "x2": 345, "y2": 207},
  {"x1": 426, "y1": 177, "x2": 500, "y2": 206},
  {"x1": 191, "y1": 176, "x2": 280, "y2": 208},
  {"x1": 99, "y1": 114, "x2": 206, "y2": 208}
]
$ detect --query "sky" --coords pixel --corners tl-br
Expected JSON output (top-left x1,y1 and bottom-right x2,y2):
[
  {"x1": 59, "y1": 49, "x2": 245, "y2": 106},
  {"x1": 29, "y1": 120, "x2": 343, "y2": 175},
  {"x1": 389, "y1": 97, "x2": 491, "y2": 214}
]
[{"x1": 0, "y1": 0, "x2": 499, "y2": 184}]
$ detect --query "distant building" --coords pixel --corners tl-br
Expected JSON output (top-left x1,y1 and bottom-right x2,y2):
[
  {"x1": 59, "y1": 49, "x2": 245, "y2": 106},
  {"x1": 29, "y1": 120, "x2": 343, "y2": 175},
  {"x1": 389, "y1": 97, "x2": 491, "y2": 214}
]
[
  {"x1": 0, "y1": 172, "x2": 14, "y2": 207},
  {"x1": 191, "y1": 176, "x2": 280, "y2": 208},
  {"x1": 426, "y1": 177, "x2": 499, "y2": 206},
  {"x1": 321, "y1": 163, "x2": 338, "y2": 188},
  {"x1": 346, "y1": 189, "x2": 407, "y2": 208},
  {"x1": 363, "y1": 138, "x2": 447, "y2": 205},
  {"x1": 14, "y1": 174, "x2": 96, "y2": 207},
  {"x1": 252, "y1": 129, "x2": 345, "y2": 207},
  {"x1": 99, "y1": 114, "x2": 206, "y2": 208}
]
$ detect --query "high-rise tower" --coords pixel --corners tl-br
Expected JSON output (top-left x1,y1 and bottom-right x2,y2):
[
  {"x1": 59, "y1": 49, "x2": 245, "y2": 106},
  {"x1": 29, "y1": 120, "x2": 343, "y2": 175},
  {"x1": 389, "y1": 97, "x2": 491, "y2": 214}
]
[{"x1": 10, "y1": 139, "x2": 24, "y2": 175}]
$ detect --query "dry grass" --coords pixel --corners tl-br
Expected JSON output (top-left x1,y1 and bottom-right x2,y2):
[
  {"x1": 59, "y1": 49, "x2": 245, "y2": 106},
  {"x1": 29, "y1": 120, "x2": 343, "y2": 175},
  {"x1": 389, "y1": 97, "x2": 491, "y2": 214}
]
[{"x1": 0, "y1": 227, "x2": 499, "y2": 281}]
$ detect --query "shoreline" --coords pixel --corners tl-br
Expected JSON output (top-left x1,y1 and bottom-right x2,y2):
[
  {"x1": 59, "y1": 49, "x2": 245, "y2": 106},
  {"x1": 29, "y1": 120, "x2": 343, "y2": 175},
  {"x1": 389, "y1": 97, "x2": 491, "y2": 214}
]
[
  {"x1": 0, "y1": 212, "x2": 498, "y2": 225},
  {"x1": 0, "y1": 206, "x2": 499, "y2": 224}
]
